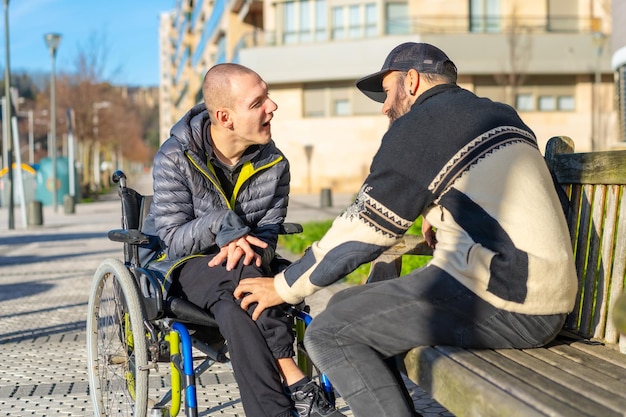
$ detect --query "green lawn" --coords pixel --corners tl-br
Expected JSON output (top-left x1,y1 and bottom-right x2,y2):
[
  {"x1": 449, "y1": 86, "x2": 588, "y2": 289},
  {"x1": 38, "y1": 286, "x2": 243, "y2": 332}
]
[{"x1": 278, "y1": 217, "x2": 432, "y2": 285}]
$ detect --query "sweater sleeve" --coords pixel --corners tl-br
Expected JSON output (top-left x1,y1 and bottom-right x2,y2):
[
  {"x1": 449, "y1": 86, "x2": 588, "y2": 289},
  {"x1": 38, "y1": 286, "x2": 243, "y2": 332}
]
[{"x1": 274, "y1": 122, "x2": 436, "y2": 304}]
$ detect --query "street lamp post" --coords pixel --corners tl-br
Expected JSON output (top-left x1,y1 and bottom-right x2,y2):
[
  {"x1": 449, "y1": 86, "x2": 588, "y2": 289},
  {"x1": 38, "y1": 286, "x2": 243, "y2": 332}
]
[
  {"x1": 4, "y1": 0, "x2": 14, "y2": 229},
  {"x1": 44, "y1": 32, "x2": 61, "y2": 212}
]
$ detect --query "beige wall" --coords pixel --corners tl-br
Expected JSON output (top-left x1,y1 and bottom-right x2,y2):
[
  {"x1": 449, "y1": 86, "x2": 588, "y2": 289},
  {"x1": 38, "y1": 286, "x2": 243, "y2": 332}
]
[
  {"x1": 270, "y1": 86, "x2": 387, "y2": 193},
  {"x1": 272, "y1": 116, "x2": 387, "y2": 194}
]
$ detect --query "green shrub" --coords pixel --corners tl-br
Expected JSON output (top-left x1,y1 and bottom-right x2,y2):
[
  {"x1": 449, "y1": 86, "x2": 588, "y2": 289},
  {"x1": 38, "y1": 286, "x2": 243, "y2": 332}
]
[{"x1": 279, "y1": 217, "x2": 432, "y2": 285}]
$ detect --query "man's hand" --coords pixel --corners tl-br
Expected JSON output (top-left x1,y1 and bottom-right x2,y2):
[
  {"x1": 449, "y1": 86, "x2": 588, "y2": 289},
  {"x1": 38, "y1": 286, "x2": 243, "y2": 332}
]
[
  {"x1": 208, "y1": 235, "x2": 268, "y2": 271},
  {"x1": 422, "y1": 219, "x2": 437, "y2": 249},
  {"x1": 234, "y1": 277, "x2": 285, "y2": 320}
]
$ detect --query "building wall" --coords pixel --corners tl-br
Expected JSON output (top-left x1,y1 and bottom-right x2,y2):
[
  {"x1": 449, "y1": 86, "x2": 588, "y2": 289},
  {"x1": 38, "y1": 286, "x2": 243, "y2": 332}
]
[{"x1": 159, "y1": 0, "x2": 617, "y2": 194}]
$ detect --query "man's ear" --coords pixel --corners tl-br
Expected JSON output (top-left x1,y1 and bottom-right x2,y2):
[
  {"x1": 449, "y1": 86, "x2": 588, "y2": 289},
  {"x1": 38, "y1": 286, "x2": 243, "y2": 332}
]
[
  {"x1": 407, "y1": 69, "x2": 420, "y2": 95},
  {"x1": 216, "y1": 108, "x2": 233, "y2": 129}
]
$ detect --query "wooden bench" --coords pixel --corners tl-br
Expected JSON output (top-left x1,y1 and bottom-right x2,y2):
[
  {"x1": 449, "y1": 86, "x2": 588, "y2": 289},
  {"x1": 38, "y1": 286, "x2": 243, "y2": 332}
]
[{"x1": 368, "y1": 136, "x2": 626, "y2": 417}]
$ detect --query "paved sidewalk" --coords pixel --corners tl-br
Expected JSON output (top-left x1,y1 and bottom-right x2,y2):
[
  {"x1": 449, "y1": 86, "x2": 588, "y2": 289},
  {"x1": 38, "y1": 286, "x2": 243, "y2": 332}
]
[{"x1": 0, "y1": 172, "x2": 453, "y2": 417}]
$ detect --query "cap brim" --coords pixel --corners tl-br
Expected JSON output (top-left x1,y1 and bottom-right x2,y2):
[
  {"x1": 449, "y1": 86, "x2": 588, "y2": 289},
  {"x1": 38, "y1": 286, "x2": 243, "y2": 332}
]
[{"x1": 355, "y1": 70, "x2": 389, "y2": 103}]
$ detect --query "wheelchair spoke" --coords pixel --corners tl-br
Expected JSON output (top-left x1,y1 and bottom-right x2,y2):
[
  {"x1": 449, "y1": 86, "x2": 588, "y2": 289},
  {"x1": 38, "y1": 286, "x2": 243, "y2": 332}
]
[{"x1": 87, "y1": 259, "x2": 149, "y2": 417}]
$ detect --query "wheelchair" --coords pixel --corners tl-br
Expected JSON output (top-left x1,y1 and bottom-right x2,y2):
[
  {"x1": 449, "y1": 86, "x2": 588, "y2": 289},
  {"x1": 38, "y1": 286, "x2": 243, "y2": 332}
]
[{"x1": 86, "y1": 170, "x2": 334, "y2": 417}]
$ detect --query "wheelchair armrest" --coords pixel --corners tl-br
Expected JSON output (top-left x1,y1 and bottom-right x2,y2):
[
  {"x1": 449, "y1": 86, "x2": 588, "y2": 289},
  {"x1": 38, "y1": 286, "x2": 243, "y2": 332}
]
[
  {"x1": 108, "y1": 229, "x2": 151, "y2": 245},
  {"x1": 280, "y1": 223, "x2": 303, "y2": 235}
]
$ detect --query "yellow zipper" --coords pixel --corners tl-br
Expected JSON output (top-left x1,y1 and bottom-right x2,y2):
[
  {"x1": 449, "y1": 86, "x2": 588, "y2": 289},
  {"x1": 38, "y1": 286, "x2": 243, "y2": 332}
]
[{"x1": 186, "y1": 151, "x2": 283, "y2": 210}]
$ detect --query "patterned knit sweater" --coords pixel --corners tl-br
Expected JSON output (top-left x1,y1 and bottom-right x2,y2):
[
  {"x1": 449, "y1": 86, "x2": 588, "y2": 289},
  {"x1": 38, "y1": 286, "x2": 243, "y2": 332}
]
[{"x1": 275, "y1": 84, "x2": 577, "y2": 315}]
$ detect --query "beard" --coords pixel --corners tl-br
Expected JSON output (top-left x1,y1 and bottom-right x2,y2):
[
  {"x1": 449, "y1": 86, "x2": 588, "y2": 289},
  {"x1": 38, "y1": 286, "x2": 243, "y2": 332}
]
[{"x1": 387, "y1": 88, "x2": 412, "y2": 127}]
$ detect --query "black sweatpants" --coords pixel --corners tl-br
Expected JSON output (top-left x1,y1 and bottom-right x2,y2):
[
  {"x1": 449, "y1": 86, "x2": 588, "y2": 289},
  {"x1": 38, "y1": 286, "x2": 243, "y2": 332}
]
[{"x1": 171, "y1": 255, "x2": 294, "y2": 417}]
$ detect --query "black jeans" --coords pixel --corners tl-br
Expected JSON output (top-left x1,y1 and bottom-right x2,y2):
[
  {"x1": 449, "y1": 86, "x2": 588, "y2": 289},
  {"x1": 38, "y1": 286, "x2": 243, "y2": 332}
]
[{"x1": 172, "y1": 255, "x2": 294, "y2": 417}]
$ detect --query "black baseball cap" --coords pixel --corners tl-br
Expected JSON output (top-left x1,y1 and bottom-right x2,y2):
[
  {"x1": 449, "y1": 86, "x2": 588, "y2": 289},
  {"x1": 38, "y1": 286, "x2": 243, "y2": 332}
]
[{"x1": 356, "y1": 42, "x2": 457, "y2": 103}]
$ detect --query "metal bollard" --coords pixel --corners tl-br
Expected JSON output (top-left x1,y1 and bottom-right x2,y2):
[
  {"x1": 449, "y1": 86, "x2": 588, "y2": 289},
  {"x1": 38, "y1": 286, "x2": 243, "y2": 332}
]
[
  {"x1": 27, "y1": 200, "x2": 44, "y2": 226},
  {"x1": 320, "y1": 188, "x2": 332, "y2": 208},
  {"x1": 63, "y1": 194, "x2": 75, "y2": 214}
]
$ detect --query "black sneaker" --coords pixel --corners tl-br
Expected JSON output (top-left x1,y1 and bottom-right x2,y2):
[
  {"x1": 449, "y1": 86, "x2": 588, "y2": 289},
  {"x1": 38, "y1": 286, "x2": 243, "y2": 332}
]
[{"x1": 291, "y1": 381, "x2": 346, "y2": 417}]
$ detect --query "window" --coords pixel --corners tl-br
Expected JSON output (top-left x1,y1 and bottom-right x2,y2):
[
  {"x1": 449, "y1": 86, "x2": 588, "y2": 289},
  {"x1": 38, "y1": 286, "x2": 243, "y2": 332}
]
[
  {"x1": 281, "y1": 0, "x2": 328, "y2": 44},
  {"x1": 365, "y1": 4, "x2": 377, "y2": 37},
  {"x1": 515, "y1": 93, "x2": 575, "y2": 112},
  {"x1": 516, "y1": 93, "x2": 534, "y2": 111},
  {"x1": 331, "y1": 3, "x2": 377, "y2": 40},
  {"x1": 538, "y1": 96, "x2": 556, "y2": 111},
  {"x1": 315, "y1": 0, "x2": 327, "y2": 41},
  {"x1": 349, "y1": 5, "x2": 361, "y2": 38},
  {"x1": 300, "y1": 0, "x2": 312, "y2": 43},
  {"x1": 284, "y1": 2, "x2": 297, "y2": 44},
  {"x1": 386, "y1": 3, "x2": 408, "y2": 34},
  {"x1": 557, "y1": 95, "x2": 575, "y2": 111},
  {"x1": 332, "y1": 7, "x2": 345, "y2": 39},
  {"x1": 469, "y1": 0, "x2": 500, "y2": 33},
  {"x1": 303, "y1": 83, "x2": 380, "y2": 117},
  {"x1": 303, "y1": 88, "x2": 326, "y2": 117},
  {"x1": 334, "y1": 99, "x2": 351, "y2": 116}
]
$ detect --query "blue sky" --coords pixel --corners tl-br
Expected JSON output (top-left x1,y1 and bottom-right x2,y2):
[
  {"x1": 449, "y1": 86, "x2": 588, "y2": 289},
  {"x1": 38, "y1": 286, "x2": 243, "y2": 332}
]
[{"x1": 1, "y1": 0, "x2": 173, "y2": 87}]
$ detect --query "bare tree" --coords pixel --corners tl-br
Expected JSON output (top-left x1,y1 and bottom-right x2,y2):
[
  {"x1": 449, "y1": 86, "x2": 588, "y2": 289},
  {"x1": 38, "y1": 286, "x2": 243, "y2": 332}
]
[
  {"x1": 37, "y1": 31, "x2": 155, "y2": 197},
  {"x1": 493, "y1": 4, "x2": 532, "y2": 106}
]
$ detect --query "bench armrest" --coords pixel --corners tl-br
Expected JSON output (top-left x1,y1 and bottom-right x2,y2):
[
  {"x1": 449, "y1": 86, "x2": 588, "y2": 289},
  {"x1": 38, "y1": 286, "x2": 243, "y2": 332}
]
[{"x1": 367, "y1": 235, "x2": 433, "y2": 283}]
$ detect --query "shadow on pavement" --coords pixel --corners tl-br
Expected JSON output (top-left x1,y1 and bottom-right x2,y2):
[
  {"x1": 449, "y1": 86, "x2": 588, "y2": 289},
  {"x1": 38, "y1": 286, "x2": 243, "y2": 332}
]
[
  {"x1": 0, "y1": 281, "x2": 54, "y2": 302},
  {"x1": 0, "y1": 301, "x2": 87, "y2": 320},
  {"x1": 0, "y1": 320, "x2": 85, "y2": 344},
  {"x1": 0, "y1": 232, "x2": 107, "y2": 246},
  {"x1": 0, "y1": 248, "x2": 120, "y2": 266}
]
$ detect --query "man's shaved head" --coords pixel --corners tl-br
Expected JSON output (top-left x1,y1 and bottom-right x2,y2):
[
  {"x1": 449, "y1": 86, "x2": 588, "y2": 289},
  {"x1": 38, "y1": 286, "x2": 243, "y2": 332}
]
[{"x1": 203, "y1": 63, "x2": 259, "y2": 123}]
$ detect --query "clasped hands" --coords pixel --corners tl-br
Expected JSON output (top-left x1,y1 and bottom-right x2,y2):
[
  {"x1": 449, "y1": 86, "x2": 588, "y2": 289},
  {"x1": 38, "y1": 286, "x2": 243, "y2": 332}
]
[
  {"x1": 208, "y1": 234, "x2": 284, "y2": 320},
  {"x1": 208, "y1": 234, "x2": 267, "y2": 271}
]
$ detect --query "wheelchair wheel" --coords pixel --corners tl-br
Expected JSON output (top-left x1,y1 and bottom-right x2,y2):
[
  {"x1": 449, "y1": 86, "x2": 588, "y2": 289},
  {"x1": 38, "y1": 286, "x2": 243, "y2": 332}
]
[{"x1": 87, "y1": 258, "x2": 149, "y2": 416}]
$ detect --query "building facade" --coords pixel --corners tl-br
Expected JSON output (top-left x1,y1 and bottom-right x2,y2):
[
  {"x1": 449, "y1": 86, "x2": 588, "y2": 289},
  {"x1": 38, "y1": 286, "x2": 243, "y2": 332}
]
[
  {"x1": 159, "y1": 0, "x2": 615, "y2": 194},
  {"x1": 613, "y1": 0, "x2": 626, "y2": 144}
]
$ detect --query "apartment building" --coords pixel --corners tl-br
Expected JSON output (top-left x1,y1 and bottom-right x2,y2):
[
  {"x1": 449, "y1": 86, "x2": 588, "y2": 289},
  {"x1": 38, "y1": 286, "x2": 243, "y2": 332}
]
[{"x1": 159, "y1": 0, "x2": 615, "y2": 194}]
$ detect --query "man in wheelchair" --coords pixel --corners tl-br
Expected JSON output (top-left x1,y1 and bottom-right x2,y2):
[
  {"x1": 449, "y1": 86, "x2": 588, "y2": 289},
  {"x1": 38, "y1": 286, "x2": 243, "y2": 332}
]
[{"x1": 141, "y1": 63, "x2": 345, "y2": 417}]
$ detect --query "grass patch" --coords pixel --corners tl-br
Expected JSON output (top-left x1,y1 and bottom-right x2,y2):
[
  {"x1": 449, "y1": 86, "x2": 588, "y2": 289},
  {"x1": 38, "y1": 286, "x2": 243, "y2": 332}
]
[{"x1": 279, "y1": 217, "x2": 432, "y2": 285}]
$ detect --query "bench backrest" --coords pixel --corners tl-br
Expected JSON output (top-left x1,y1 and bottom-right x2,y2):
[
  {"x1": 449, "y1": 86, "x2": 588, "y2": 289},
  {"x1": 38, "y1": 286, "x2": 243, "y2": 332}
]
[{"x1": 545, "y1": 136, "x2": 626, "y2": 350}]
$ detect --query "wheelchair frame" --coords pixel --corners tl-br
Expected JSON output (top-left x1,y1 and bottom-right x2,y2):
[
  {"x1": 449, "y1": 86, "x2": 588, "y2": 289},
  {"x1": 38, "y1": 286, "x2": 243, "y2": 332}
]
[{"x1": 86, "y1": 170, "x2": 333, "y2": 417}]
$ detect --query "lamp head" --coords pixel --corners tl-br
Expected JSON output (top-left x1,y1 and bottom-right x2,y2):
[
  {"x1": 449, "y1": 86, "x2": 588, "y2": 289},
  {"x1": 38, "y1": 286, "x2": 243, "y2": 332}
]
[{"x1": 44, "y1": 33, "x2": 62, "y2": 54}]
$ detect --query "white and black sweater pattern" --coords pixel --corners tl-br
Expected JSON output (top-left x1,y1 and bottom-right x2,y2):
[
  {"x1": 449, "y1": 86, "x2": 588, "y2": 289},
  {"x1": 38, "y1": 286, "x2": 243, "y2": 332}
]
[{"x1": 275, "y1": 84, "x2": 577, "y2": 315}]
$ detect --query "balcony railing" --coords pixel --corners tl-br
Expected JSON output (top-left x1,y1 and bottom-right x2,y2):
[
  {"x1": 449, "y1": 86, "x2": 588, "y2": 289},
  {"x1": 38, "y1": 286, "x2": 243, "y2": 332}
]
[{"x1": 233, "y1": 15, "x2": 601, "y2": 50}]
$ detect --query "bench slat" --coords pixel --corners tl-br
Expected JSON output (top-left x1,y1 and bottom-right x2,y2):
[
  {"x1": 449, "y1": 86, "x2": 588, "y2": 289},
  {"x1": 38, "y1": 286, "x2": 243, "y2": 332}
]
[
  {"x1": 567, "y1": 340, "x2": 626, "y2": 368},
  {"x1": 598, "y1": 185, "x2": 620, "y2": 343},
  {"x1": 565, "y1": 184, "x2": 584, "y2": 330},
  {"x1": 503, "y1": 347, "x2": 626, "y2": 412},
  {"x1": 609, "y1": 191, "x2": 626, "y2": 348},
  {"x1": 576, "y1": 185, "x2": 596, "y2": 337},
  {"x1": 471, "y1": 347, "x2": 623, "y2": 417},
  {"x1": 540, "y1": 342, "x2": 626, "y2": 382},
  {"x1": 403, "y1": 346, "x2": 550, "y2": 417}
]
